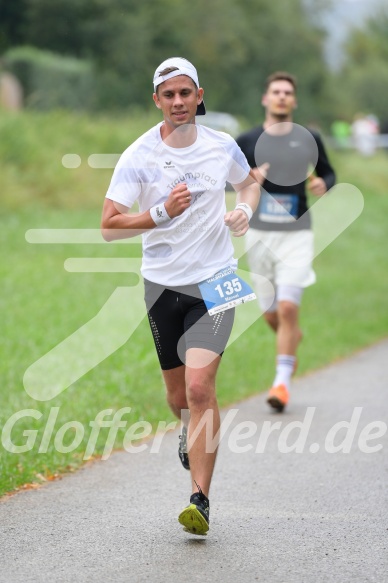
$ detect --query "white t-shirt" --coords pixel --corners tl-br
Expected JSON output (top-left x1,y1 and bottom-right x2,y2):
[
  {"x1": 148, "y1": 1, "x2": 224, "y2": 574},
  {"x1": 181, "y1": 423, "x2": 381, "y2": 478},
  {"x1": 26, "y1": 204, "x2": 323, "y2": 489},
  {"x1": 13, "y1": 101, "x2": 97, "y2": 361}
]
[{"x1": 106, "y1": 122, "x2": 250, "y2": 286}]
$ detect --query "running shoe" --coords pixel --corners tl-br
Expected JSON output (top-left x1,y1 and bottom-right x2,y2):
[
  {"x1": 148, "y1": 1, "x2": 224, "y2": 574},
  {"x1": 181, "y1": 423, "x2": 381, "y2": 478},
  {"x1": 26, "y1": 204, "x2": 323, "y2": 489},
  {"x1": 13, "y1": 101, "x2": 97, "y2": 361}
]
[
  {"x1": 178, "y1": 487, "x2": 210, "y2": 536},
  {"x1": 178, "y1": 426, "x2": 190, "y2": 470},
  {"x1": 267, "y1": 383, "x2": 289, "y2": 412}
]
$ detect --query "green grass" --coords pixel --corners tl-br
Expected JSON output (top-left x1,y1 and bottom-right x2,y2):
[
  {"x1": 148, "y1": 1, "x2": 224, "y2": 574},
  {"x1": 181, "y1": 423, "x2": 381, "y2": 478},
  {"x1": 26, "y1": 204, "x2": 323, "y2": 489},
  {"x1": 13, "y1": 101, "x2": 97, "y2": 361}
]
[
  {"x1": 0, "y1": 110, "x2": 387, "y2": 497},
  {"x1": 0, "y1": 108, "x2": 161, "y2": 211}
]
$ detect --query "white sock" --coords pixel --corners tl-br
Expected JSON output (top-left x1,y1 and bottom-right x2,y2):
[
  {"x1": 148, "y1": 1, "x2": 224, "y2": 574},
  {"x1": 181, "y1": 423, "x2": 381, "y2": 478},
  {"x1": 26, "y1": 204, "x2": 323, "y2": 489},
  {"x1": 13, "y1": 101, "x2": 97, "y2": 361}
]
[{"x1": 273, "y1": 355, "x2": 296, "y2": 390}]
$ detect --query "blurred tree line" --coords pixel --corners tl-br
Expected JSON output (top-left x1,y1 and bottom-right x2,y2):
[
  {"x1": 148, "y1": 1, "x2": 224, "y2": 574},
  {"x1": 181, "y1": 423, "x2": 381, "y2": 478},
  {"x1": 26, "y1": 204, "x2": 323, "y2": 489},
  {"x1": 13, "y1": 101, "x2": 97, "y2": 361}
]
[
  {"x1": 0, "y1": 0, "x2": 387, "y2": 128},
  {"x1": 332, "y1": 6, "x2": 388, "y2": 129}
]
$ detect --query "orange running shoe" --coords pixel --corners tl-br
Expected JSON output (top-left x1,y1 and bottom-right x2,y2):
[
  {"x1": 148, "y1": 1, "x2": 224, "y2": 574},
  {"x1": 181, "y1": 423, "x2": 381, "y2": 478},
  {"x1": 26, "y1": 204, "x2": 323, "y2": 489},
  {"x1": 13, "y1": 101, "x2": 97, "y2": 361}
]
[{"x1": 267, "y1": 384, "x2": 289, "y2": 412}]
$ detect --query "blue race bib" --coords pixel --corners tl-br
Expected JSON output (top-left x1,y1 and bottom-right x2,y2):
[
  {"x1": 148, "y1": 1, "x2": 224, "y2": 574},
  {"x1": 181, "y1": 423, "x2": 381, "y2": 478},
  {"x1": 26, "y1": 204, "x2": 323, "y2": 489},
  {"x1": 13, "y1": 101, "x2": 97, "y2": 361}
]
[
  {"x1": 198, "y1": 267, "x2": 256, "y2": 315},
  {"x1": 259, "y1": 193, "x2": 298, "y2": 223}
]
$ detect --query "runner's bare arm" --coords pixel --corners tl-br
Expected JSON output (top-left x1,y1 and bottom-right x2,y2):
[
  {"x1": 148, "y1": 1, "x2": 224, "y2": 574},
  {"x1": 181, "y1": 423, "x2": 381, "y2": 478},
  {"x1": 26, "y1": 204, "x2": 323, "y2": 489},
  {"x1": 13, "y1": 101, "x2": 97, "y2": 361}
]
[
  {"x1": 224, "y1": 169, "x2": 260, "y2": 237},
  {"x1": 101, "y1": 183, "x2": 192, "y2": 241}
]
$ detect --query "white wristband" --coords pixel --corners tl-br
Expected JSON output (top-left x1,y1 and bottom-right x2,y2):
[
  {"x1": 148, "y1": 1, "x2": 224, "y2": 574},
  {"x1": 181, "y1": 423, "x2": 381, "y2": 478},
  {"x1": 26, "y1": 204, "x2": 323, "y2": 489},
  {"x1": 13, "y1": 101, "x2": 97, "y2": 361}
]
[
  {"x1": 235, "y1": 203, "x2": 253, "y2": 221},
  {"x1": 150, "y1": 203, "x2": 171, "y2": 226}
]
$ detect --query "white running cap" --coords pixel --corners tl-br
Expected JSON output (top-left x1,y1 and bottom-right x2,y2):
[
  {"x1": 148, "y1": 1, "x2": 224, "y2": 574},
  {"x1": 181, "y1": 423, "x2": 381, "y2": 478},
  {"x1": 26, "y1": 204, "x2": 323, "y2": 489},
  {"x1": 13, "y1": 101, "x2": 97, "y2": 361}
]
[{"x1": 153, "y1": 57, "x2": 206, "y2": 115}]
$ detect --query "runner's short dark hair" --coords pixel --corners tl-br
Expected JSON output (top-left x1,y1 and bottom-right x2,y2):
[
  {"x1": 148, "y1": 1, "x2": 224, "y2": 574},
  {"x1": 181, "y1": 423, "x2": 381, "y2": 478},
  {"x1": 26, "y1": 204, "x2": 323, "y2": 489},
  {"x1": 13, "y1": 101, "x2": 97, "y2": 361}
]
[{"x1": 265, "y1": 72, "x2": 297, "y2": 92}]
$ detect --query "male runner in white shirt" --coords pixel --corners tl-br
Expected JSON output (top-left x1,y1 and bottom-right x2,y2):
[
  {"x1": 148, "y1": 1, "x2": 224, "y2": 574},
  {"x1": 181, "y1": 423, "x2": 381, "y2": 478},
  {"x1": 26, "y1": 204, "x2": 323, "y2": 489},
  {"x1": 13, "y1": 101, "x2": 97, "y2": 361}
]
[{"x1": 101, "y1": 57, "x2": 260, "y2": 535}]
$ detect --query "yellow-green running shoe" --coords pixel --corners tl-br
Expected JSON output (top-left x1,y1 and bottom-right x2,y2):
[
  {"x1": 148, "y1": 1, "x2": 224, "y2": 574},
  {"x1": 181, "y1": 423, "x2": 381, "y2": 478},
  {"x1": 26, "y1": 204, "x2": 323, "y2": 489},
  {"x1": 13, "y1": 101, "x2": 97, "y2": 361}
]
[{"x1": 178, "y1": 489, "x2": 209, "y2": 535}]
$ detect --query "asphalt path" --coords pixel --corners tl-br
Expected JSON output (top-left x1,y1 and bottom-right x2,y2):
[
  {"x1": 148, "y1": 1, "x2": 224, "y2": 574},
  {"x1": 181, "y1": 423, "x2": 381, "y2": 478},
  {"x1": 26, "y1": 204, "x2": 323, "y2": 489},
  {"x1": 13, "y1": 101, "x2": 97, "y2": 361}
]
[{"x1": 1, "y1": 340, "x2": 387, "y2": 583}]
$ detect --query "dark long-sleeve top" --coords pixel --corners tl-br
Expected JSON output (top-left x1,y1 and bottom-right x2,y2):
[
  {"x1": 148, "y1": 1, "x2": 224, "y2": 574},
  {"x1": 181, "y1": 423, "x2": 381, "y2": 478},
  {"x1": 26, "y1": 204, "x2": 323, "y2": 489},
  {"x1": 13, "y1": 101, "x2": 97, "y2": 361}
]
[{"x1": 236, "y1": 124, "x2": 336, "y2": 231}]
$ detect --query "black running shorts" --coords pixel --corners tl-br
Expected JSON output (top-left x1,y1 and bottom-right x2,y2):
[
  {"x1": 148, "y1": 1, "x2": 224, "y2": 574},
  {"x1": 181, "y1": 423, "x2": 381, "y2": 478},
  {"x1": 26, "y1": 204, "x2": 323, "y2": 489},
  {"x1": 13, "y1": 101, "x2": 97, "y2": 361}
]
[{"x1": 144, "y1": 279, "x2": 235, "y2": 370}]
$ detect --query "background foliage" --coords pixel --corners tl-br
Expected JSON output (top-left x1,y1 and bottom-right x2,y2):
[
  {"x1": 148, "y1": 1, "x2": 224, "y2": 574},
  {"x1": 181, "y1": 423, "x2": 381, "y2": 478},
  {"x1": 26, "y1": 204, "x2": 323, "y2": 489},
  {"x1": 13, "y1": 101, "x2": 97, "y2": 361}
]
[{"x1": 1, "y1": 0, "x2": 387, "y2": 126}]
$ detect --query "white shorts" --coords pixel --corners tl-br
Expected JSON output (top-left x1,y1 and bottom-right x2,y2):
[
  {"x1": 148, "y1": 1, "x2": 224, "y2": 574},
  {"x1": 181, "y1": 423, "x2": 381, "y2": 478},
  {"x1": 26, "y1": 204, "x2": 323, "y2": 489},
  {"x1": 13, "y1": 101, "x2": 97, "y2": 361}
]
[{"x1": 245, "y1": 228, "x2": 316, "y2": 312}]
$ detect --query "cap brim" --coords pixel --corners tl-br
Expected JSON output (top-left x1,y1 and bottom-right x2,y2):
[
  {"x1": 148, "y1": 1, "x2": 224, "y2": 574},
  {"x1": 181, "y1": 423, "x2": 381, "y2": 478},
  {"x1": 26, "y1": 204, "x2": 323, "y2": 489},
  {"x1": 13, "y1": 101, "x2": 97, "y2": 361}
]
[{"x1": 196, "y1": 100, "x2": 206, "y2": 116}]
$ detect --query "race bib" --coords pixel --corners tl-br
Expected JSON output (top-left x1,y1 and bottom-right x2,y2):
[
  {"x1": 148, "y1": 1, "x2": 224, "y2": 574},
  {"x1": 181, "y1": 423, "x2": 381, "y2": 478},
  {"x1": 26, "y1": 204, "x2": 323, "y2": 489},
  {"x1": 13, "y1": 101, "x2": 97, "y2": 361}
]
[
  {"x1": 198, "y1": 267, "x2": 256, "y2": 315},
  {"x1": 259, "y1": 193, "x2": 298, "y2": 223}
]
